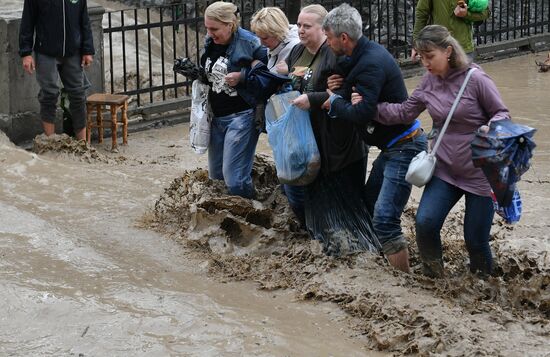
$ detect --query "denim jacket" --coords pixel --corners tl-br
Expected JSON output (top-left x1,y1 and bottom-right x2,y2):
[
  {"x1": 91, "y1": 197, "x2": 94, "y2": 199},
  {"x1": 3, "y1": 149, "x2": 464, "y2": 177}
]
[{"x1": 201, "y1": 27, "x2": 268, "y2": 107}]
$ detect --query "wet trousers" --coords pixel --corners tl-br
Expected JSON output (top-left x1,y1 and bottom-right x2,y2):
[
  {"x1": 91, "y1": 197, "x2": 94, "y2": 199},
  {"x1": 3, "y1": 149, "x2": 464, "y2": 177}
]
[
  {"x1": 35, "y1": 53, "x2": 89, "y2": 130},
  {"x1": 416, "y1": 176, "x2": 495, "y2": 276},
  {"x1": 208, "y1": 108, "x2": 259, "y2": 199},
  {"x1": 365, "y1": 133, "x2": 427, "y2": 255},
  {"x1": 282, "y1": 184, "x2": 306, "y2": 224}
]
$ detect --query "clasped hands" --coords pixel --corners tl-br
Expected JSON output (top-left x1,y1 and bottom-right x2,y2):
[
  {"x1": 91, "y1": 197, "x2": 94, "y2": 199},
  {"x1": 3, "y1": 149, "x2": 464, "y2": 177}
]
[
  {"x1": 290, "y1": 74, "x2": 350, "y2": 111},
  {"x1": 320, "y1": 74, "x2": 362, "y2": 110}
]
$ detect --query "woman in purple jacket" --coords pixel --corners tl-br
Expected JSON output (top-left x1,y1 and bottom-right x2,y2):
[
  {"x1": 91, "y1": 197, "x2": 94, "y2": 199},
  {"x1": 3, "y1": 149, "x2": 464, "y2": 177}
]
[{"x1": 357, "y1": 25, "x2": 510, "y2": 277}]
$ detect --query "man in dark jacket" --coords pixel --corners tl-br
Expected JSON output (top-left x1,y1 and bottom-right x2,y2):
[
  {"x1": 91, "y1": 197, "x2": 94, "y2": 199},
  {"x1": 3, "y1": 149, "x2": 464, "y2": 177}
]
[
  {"x1": 322, "y1": 4, "x2": 427, "y2": 272},
  {"x1": 19, "y1": 0, "x2": 95, "y2": 140}
]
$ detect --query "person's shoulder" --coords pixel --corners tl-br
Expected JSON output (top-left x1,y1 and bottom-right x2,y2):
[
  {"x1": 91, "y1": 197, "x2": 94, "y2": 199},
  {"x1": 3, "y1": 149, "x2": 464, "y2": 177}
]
[
  {"x1": 361, "y1": 40, "x2": 392, "y2": 59},
  {"x1": 236, "y1": 28, "x2": 259, "y2": 43},
  {"x1": 468, "y1": 63, "x2": 495, "y2": 85},
  {"x1": 288, "y1": 43, "x2": 305, "y2": 59},
  {"x1": 469, "y1": 63, "x2": 486, "y2": 76},
  {"x1": 357, "y1": 40, "x2": 397, "y2": 68}
]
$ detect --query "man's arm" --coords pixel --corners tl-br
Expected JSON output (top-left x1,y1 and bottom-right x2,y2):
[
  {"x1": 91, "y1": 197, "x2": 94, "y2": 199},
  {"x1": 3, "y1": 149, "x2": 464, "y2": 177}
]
[
  {"x1": 412, "y1": 0, "x2": 432, "y2": 42},
  {"x1": 19, "y1": 0, "x2": 36, "y2": 58},
  {"x1": 307, "y1": 91, "x2": 330, "y2": 109},
  {"x1": 252, "y1": 40, "x2": 269, "y2": 64},
  {"x1": 328, "y1": 65, "x2": 385, "y2": 125},
  {"x1": 80, "y1": 0, "x2": 95, "y2": 56}
]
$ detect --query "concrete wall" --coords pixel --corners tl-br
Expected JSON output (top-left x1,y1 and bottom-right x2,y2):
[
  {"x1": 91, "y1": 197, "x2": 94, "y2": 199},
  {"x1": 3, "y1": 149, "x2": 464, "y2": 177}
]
[{"x1": 0, "y1": 1, "x2": 105, "y2": 144}]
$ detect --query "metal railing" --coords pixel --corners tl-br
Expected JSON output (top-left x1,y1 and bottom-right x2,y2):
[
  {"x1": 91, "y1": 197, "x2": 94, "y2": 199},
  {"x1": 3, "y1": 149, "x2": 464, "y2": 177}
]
[
  {"x1": 103, "y1": 4, "x2": 200, "y2": 107},
  {"x1": 103, "y1": 0, "x2": 286, "y2": 107},
  {"x1": 102, "y1": 0, "x2": 550, "y2": 108},
  {"x1": 476, "y1": 0, "x2": 550, "y2": 44}
]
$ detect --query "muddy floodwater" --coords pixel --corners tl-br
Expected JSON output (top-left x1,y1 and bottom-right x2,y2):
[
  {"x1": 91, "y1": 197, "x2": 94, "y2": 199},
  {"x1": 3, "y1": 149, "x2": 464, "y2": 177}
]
[{"x1": 1, "y1": 53, "x2": 549, "y2": 355}]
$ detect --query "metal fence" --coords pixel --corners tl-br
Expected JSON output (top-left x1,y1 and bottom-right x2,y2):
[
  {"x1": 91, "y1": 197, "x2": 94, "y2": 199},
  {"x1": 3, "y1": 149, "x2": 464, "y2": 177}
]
[
  {"x1": 102, "y1": 0, "x2": 550, "y2": 107},
  {"x1": 103, "y1": 0, "x2": 286, "y2": 107}
]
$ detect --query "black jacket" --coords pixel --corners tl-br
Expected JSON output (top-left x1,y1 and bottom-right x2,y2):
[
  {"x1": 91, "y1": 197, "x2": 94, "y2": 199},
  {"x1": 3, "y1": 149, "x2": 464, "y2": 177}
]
[
  {"x1": 19, "y1": 0, "x2": 95, "y2": 58},
  {"x1": 329, "y1": 36, "x2": 414, "y2": 149},
  {"x1": 287, "y1": 42, "x2": 365, "y2": 175}
]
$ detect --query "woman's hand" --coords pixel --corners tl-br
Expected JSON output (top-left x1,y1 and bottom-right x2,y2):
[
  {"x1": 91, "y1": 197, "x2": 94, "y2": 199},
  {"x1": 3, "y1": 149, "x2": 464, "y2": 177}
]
[
  {"x1": 275, "y1": 61, "x2": 289, "y2": 75},
  {"x1": 478, "y1": 125, "x2": 490, "y2": 133},
  {"x1": 292, "y1": 94, "x2": 310, "y2": 110},
  {"x1": 291, "y1": 66, "x2": 308, "y2": 77},
  {"x1": 327, "y1": 74, "x2": 344, "y2": 90},
  {"x1": 225, "y1": 72, "x2": 241, "y2": 87}
]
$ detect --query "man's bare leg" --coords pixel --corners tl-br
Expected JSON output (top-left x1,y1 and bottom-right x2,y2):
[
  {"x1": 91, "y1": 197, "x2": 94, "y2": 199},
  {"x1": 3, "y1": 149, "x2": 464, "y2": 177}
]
[
  {"x1": 42, "y1": 121, "x2": 55, "y2": 136},
  {"x1": 386, "y1": 248, "x2": 410, "y2": 273},
  {"x1": 75, "y1": 127, "x2": 86, "y2": 141}
]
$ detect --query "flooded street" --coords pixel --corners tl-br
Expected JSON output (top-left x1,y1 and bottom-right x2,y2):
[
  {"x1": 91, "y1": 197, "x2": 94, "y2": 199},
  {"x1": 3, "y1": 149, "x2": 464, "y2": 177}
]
[
  {"x1": 0, "y1": 136, "x2": 379, "y2": 355},
  {"x1": 1, "y1": 25, "x2": 549, "y2": 354}
]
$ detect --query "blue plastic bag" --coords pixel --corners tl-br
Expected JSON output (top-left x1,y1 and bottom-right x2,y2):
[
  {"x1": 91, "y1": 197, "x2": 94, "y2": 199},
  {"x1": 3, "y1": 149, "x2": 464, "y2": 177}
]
[
  {"x1": 265, "y1": 91, "x2": 321, "y2": 186},
  {"x1": 492, "y1": 188, "x2": 522, "y2": 224},
  {"x1": 472, "y1": 118, "x2": 536, "y2": 207}
]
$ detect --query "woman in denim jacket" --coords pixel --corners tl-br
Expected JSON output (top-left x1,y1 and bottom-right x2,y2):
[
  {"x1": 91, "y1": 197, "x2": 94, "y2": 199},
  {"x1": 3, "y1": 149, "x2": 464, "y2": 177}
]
[{"x1": 200, "y1": 1, "x2": 268, "y2": 198}]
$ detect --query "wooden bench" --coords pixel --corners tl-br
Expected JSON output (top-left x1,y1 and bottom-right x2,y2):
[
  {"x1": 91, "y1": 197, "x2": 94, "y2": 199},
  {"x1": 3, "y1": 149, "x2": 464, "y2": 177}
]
[{"x1": 86, "y1": 93, "x2": 129, "y2": 151}]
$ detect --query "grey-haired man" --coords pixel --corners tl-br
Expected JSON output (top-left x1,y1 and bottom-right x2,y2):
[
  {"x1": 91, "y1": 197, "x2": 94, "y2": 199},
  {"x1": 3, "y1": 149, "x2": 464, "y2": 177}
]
[{"x1": 322, "y1": 3, "x2": 427, "y2": 272}]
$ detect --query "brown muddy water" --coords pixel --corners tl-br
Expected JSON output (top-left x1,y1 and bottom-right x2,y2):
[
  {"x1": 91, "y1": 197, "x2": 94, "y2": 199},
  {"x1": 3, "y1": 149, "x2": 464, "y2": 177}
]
[{"x1": 0, "y1": 53, "x2": 549, "y2": 356}]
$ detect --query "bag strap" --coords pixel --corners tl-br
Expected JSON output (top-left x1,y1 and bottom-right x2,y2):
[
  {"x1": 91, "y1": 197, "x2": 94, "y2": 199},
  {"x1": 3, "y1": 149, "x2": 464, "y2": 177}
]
[{"x1": 430, "y1": 68, "x2": 477, "y2": 154}]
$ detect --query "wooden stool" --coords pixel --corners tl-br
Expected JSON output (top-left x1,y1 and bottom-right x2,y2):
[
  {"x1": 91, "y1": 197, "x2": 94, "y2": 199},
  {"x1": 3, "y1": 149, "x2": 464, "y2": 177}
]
[{"x1": 86, "y1": 93, "x2": 129, "y2": 150}]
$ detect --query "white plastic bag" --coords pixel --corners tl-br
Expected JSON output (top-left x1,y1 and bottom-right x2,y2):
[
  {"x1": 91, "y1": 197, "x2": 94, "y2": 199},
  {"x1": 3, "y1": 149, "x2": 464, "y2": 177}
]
[
  {"x1": 189, "y1": 80, "x2": 211, "y2": 154},
  {"x1": 405, "y1": 150, "x2": 436, "y2": 187}
]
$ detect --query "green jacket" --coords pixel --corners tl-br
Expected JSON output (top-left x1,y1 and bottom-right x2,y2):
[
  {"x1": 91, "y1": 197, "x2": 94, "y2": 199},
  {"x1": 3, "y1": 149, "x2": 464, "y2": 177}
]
[{"x1": 412, "y1": 0, "x2": 490, "y2": 53}]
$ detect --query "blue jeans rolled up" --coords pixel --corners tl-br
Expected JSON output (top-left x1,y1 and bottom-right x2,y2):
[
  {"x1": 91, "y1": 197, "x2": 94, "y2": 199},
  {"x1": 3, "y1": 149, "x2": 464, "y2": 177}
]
[{"x1": 365, "y1": 132, "x2": 428, "y2": 255}]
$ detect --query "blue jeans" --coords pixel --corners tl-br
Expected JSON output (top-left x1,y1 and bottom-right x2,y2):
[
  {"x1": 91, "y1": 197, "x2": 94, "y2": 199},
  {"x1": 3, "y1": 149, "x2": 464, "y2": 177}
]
[
  {"x1": 282, "y1": 184, "x2": 306, "y2": 224},
  {"x1": 208, "y1": 109, "x2": 259, "y2": 198},
  {"x1": 365, "y1": 133, "x2": 427, "y2": 255},
  {"x1": 416, "y1": 176, "x2": 495, "y2": 275}
]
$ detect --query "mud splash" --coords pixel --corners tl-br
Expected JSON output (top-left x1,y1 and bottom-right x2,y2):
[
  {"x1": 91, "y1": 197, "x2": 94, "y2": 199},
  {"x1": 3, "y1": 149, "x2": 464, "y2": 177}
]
[
  {"x1": 146, "y1": 157, "x2": 549, "y2": 355},
  {"x1": 32, "y1": 134, "x2": 127, "y2": 163}
]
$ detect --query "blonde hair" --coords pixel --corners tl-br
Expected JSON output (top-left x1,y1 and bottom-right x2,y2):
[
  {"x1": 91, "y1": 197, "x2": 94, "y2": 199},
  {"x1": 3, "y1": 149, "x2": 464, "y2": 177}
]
[
  {"x1": 415, "y1": 25, "x2": 469, "y2": 69},
  {"x1": 204, "y1": 1, "x2": 240, "y2": 33},
  {"x1": 300, "y1": 4, "x2": 328, "y2": 24},
  {"x1": 251, "y1": 7, "x2": 289, "y2": 42}
]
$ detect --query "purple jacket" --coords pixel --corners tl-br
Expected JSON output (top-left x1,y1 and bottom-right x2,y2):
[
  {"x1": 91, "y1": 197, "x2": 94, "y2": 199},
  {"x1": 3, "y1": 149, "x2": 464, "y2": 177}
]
[{"x1": 376, "y1": 64, "x2": 510, "y2": 196}]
